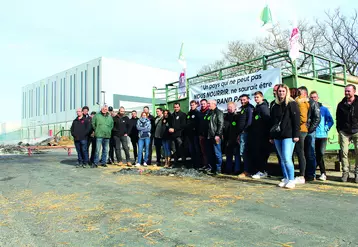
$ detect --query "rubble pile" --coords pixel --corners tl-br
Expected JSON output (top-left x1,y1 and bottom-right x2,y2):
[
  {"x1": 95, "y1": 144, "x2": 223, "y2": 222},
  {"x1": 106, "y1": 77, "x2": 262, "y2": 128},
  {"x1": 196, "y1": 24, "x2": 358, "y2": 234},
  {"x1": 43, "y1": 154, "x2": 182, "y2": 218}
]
[
  {"x1": 115, "y1": 167, "x2": 208, "y2": 179},
  {"x1": 0, "y1": 145, "x2": 28, "y2": 155}
]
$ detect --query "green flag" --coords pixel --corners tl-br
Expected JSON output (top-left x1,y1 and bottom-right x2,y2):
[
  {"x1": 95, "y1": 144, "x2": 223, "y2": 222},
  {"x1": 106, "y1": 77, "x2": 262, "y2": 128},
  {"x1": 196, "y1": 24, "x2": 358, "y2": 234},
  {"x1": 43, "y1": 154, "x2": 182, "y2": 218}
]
[
  {"x1": 178, "y1": 42, "x2": 186, "y2": 69},
  {"x1": 260, "y1": 5, "x2": 272, "y2": 27}
]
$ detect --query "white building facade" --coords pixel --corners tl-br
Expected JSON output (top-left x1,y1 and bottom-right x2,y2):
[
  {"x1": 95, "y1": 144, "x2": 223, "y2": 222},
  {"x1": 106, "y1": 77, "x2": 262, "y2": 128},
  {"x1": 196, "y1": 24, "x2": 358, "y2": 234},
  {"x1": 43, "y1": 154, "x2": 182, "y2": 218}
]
[{"x1": 21, "y1": 57, "x2": 177, "y2": 140}]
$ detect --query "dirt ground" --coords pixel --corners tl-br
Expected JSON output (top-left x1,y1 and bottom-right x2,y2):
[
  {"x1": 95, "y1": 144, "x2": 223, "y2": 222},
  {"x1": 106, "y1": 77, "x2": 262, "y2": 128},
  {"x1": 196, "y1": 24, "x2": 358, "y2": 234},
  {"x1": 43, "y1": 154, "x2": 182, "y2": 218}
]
[{"x1": 1, "y1": 151, "x2": 358, "y2": 247}]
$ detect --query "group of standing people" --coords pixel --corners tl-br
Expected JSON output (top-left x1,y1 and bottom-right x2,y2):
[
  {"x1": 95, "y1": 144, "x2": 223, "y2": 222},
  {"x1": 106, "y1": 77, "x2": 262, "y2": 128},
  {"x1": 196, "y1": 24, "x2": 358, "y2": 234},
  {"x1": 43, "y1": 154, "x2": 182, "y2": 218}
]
[{"x1": 70, "y1": 83, "x2": 358, "y2": 188}]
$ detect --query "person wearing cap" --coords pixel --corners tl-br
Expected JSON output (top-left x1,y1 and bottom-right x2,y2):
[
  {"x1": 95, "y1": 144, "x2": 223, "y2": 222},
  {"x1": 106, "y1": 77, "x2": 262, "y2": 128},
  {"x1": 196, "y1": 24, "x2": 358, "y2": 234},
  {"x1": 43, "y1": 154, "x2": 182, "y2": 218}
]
[
  {"x1": 92, "y1": 105, "x2": 114, "y2": 168},
  {"x1": 237, "y1": 94, "x2": 254, "y2": 178}
]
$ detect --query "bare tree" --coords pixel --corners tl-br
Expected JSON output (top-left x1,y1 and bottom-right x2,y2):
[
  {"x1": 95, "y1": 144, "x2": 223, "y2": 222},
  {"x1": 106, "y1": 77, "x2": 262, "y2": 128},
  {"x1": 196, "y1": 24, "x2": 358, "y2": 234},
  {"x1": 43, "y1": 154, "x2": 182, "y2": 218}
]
[{"x1": 317, "y1": 9, "x2": 358, "y2": 76}]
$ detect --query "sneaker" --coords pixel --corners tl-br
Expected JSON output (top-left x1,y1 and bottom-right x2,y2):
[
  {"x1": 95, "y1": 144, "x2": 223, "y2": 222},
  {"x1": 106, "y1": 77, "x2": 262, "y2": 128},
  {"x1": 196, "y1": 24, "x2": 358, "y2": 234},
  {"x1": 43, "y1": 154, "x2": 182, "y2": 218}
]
[
  {"x1": 285, "y1": 180, "x2": 296, "y2": 189},
  {"x1": 294, "y1": 176, "x2": 305, "y2": 184},
  {"x1": 126, "y1": 162, "x2": 132, "y2": 167},
  {"x1": 82, "y1": 163, "x2": 89, "y2": 168},
  {"x1": 252, "y1": 171, "x2": 268, "y2": 179},
  {"x1": 91, "y1": 164, "x2": 98, "y2": 168},
  {"x1": 135, "y1": 163, "x2": 141, "y2": 167},
  {"x1": 143, "y1": 163, "x2": 148, "y2": 167},
  {"x1": 75, "y1": 162, "x2": 81, "y2": 168},
  {"x1": 278, "y1": 179, "x2": 289, "y2": 188},
  {"x1": 319, "y1": 174, "x2": 327, "y2": 181}
]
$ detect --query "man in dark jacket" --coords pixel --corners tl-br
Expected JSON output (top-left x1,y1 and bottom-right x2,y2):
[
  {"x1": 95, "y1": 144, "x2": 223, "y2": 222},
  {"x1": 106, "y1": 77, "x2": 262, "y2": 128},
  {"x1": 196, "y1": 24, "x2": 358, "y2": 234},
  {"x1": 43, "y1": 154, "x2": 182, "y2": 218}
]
[
  {"x1": 88, "y1": 111, "x2": 97, "y2": 164},
  {"x1": 206, "y1": 100, "x2": 224, "y2": 174},
  {"x1": 128, "y1": 110, "x2": 139, "y2": 163},
  {"x1": 71, "y1": 108, "x2": 92, "y2": 168},
  {"x1": 336, "y1": 84, "x2": 358, "y2": 183},
  {"x1": 169, "y1": 102, "x2": 187, "y2": 166},
  {"x1": 112, "y1": 107, "x2": 131, "y2": 166},
  {"x1": 198, "y1": 99, "x2": 210, "y2": 169},
  {"x1": 237, "y1": 94, "x2": 254, "y2": 177},
  {"x1": 154, "y1": 108, "x2": 164, "y2": 166},
  {"x1": 186, "y1": 100, "x2": 201, "y2": 169},
  {"x1": 144, "y1": 106, "x2": 155, "y2": 165},
  {"x1": 108, "y1": 106, "x2": 116, "y2": 164},
  {"x1": 298, "y1": 86, "x2": 321, "y2": 181},
  {"x1": 249, "y1": 92, "x2": 271, "y2": 179},
  {"x1": 223, "y1": 102, "x2": 239, "y2": 174}
]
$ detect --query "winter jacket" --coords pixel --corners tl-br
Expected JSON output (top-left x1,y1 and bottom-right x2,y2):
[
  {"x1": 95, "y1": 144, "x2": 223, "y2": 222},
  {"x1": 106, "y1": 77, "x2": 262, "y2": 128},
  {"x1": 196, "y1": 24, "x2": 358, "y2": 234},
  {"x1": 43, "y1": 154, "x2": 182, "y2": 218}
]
[
  {"x1": 198, "y1": 108, "x2": 210, "y2": 137},
  {"x1": 154, "y1": 116, "x2": 164, "y2": 138},
  {"x1": 185, "y1": 109, "x2": 201, "y2": 136},
  {"x1": 171, "y1": 111, "x2": 187, "y2": 138},
  {"x1": 270, "y1": 99, "x2": 300, "y2": 139},
  {"x1": 250, "y1": 100, "x2": 271, "y2": 139},
  {"x1": 148, "y1": 114, "x2": 156, "y2": 134},
  {"x1": 128, "y1": 117, "x2": 139, "y2": 138},
  {"x1": 223, "y1": 112, "x2": 239, "y2": 144},
  {"x1": 71, "y1": 117, "x2": 92, "y2": 141},
  {"x1": 336, "y1": 95, "x2": 358, "y2": 134},
  {"x1": 295, "y1": 96, "x2": 310, "y2": 133},
  {"x1": 136, "y1": 117, "x2": 151, "y2": 139},
  {"x1": 92, "y1": 112, "x2": 114, "y2": 138},
  {"x1": 207, "y1": 107, "x2": 224, "y2": 138},
  {"x1": 112, "y1": 115, "x2": 129, "y2": 137},
  {"x1": 307, "y1": 99, "x2": 321, "y2": 133},
  {"x1": 237, "y1": 103, "x2": 254, "y2": 134},
  {"x1": 316, "y1": 103, "x2": 334, "y2": 138},
  {"x1": 161, "y1": 116, "x2": 172, "y2": 140}
]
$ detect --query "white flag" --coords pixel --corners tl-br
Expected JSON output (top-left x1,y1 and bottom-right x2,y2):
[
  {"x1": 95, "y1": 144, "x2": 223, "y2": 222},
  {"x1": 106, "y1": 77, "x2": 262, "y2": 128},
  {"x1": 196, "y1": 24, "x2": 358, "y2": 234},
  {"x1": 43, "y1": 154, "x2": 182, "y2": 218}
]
[{"x1": 289, "y1": 26, "x2": 300, "y2": 62}]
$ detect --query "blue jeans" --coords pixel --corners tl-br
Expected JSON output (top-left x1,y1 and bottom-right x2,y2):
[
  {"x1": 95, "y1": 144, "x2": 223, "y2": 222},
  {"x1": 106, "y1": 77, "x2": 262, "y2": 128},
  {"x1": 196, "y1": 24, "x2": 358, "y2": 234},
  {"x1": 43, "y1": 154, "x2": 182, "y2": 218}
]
[
  {"x1": 239, "y1": 133, "x2": 250, "y2": 172},
  {"x1": 75, "y1": 140, "x2": 89, "y2": 164},
  {"x1": 94, "y1": 138, "x2": 110, "y2": 165},
  {"x1": 208, "y1": 138, "x2": 222, "y2": 173},
  {"x1": 274, "y1": 138, "x2": 296, "y2": 181},
  {"x1": 305, "y1": 131, "x2": 317, "y2": 178},
  {"x1": 162, "y1": 139, "x2": 171, "y2": 157},
  {"x1": 138, "y1": 137, "x2": 150, "y2": 164}
]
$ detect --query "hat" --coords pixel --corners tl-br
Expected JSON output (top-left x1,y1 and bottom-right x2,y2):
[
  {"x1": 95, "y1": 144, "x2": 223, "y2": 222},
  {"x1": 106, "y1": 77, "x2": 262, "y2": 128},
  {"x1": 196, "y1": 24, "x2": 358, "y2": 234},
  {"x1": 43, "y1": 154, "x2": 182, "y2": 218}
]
[{"x1": 108, "y1": 106, "x2": 113, "y2": 111}]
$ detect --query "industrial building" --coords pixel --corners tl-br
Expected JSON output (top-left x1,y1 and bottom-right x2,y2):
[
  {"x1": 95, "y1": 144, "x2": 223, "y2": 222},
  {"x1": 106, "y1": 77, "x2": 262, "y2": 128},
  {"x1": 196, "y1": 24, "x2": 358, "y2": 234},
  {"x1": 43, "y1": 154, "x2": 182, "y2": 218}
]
[{"x1": 21, "y1": 57, "x2": 177, "y2": 140}]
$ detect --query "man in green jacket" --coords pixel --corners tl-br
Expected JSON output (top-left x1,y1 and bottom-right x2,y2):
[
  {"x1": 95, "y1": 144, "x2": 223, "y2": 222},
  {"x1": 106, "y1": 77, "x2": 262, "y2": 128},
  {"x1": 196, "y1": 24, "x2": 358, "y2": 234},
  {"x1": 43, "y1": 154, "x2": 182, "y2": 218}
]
[{"x1": 92, "y1": 105, "x2": 114, "y2": 168}]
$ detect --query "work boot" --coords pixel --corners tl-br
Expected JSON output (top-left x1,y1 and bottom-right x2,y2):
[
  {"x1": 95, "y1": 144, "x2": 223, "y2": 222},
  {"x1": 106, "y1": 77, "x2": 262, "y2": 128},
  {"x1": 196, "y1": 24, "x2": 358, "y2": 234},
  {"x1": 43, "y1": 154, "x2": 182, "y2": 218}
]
[
  {"x1": 91, "y1": 164, "x2": 98, "y2": 168},
  {"x1": 117, "y1": 162, "x2": 123, "y2": 166},
  {"x1": 167, "y1": 158, "x2": 172, "y2": 168},
  {"x1": 127, "y1": 162, "x2": 132, "y2": 167},
  {"x1": 341, "y1": 173, "x2": 349, "y2": 182},
  {"x1": 101, "y1": 164, "x2": 108, "y2": 167}
]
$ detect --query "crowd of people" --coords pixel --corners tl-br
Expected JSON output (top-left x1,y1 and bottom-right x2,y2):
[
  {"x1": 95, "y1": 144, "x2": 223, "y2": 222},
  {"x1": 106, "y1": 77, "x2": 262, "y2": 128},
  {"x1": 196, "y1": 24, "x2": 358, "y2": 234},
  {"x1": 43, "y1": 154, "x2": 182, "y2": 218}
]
[{"x1": 70, "y1": 83, "x2": 358, "y2": 189}]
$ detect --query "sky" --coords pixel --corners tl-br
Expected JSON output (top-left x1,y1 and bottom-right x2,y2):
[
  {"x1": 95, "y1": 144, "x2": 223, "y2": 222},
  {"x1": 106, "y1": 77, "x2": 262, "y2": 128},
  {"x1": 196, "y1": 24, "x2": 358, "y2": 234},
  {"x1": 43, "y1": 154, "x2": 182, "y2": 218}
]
[{"x1": 0, "y1": 0, "x2": 354, "y2": 123}]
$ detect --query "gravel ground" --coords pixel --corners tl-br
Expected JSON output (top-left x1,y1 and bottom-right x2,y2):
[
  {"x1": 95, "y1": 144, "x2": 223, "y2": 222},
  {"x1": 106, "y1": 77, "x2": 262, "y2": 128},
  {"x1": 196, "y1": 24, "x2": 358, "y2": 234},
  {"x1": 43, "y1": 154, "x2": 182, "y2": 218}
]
[{"x1": 1, "y1": 151, "x2": 358, "y2": 247}]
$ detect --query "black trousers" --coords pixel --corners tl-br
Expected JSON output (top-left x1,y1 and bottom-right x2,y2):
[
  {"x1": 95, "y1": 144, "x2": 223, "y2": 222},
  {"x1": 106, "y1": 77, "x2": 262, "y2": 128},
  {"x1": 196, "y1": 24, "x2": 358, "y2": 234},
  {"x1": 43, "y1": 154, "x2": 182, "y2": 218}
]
[
  {"x1": 187, "y1": 135, "x2": 201, "y2": 169},
  {"x1": 108, "y1": 137, "x2": 115, "y2": 163},
  {"x1": 294, "y1": 132, "x2": 308, "y2": 176},
  {"x1": 147, "y1": 136, "x2": 154, "y2": 165},
  {"x1": 315, "y1": 138, "x2": 327, "y2": 175},
  {"x1": 87, "y1": 137, "x2": 96, "y2": 163},
  {"x1": 130, "y1": 136, "x2": 138, "y2": 161},
  {"x1": 249, "y1": 137, "x2": 270, "y2": 173},
  {"x1": 173, "y1": 136, "x2": 186, "y2": 165},
  {"x1": 154, "y1": 138, "x2": 162, "y2": 164}
]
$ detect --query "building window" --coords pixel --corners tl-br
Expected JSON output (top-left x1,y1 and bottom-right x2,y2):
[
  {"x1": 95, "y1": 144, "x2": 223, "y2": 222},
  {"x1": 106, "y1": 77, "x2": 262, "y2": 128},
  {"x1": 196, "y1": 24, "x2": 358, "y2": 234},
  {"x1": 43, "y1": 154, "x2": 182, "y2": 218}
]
[
  {"x1": 93, "y1": 67, "x2": 96, "y2": 105},
  {"x1": 60, "y1": 79, "x2": 63, "y2": 112},
  {"x1": 84, "y1": 70, "x2": 87, "y2": 106},
  {"x1": 24, "y1": 92, "x2": 26, "y2": 119},
  {"x1": 74, "y1": 74, "x2": 76, "y2": 109},
  {"x1": 46, "y1": 84, "x2": 48, "y2": 115},
  {"x1": 81, "y1": 72, "x2": 83, "y2": 106},
  {"x1": 54, "y1": 81, "x2": 57, "y2": 113},
  {"x1": 97, "y1": 65, "x2": 100, "y2": 104},
  {"x1": 70, "y1": 75, "x2": 73, "y2": 110},
  {"x1": 63, "y1": 78, "x2": 66, "y2": 111}
]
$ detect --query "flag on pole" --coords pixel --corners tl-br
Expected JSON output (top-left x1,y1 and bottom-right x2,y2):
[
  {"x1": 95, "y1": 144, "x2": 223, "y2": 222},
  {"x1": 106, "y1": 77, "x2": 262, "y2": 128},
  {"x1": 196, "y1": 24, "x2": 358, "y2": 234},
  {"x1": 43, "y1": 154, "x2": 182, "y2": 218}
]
[
  {"x1": 178, "y1": 42, "x2": 187, "y2": 69},
  {"x1": 289, "y1": 26, "x2": 300, "y2": 62},
  {"x1": 178, "y1": 42, "x2": 187, "y2": 98},
  {"x1": 260, "y1": 4, "x2": 272, "y2": 27}
]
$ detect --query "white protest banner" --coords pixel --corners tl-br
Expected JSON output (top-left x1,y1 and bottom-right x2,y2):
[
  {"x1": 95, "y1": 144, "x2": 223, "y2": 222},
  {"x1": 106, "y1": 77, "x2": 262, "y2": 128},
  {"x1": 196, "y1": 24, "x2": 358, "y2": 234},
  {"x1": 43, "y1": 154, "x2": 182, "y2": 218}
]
[{"x1": 189, "y1": 68, "x2": 281, "y2": 112}]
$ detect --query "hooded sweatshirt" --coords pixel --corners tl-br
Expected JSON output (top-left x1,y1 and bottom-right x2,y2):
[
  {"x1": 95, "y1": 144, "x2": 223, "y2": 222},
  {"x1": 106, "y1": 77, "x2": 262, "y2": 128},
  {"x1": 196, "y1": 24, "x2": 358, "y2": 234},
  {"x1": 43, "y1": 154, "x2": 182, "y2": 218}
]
[
  {"x1": 316, "y1": 103, "x2": 334, "y2": 138},
  {"x1": 250, "y1": 100, "x2": 271, "y2": 139},
  {"x1": 295, "y1": 96, "x2": 310, "y2": 133}
]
